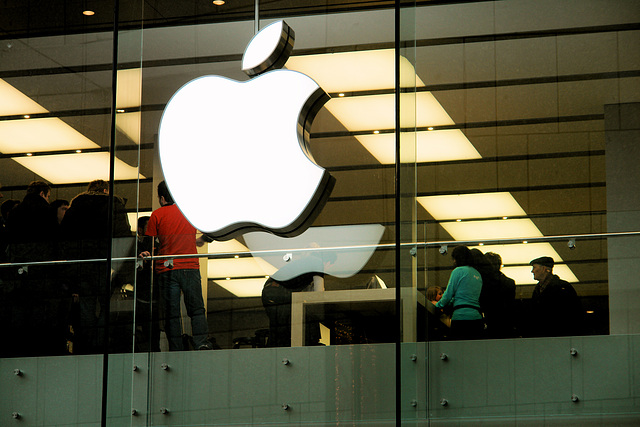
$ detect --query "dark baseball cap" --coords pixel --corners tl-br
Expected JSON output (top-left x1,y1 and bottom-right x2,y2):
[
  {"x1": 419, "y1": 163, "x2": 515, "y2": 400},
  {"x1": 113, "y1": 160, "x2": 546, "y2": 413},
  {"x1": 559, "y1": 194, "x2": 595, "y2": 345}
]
[{"x1": 529, "y1": 256, "x2": 554, "y2": 268}]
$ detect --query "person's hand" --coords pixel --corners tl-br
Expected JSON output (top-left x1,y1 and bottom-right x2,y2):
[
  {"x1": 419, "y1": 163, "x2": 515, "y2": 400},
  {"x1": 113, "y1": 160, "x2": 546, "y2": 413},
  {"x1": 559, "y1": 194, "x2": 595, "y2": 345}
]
[
  {"x1": 196, "y1": 236, "x2": 207, "y2": 247},
  {"x1": 139, "y1": 251, "x2": 151, "y2": 258},
  {"x1": 72, "y1": 293, "x2": 79, "y2": 303}
]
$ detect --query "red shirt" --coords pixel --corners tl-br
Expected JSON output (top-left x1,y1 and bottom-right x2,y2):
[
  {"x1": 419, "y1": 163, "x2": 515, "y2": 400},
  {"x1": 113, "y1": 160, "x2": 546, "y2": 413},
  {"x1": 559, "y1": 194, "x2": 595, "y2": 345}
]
[{"x1": 146, "y1": 204, "x2": 200, "y2": 273}]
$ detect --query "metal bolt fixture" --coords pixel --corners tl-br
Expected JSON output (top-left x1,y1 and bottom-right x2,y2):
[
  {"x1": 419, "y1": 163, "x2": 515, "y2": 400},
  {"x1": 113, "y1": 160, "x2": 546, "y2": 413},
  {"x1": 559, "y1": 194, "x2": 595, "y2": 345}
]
[
  {"x1": 18, "y1": 266, "x2": 28, "y2": 275},
  {"x1": 410, "y1": 400, "x2": 418, "y2": 407},
  {"x1": 282, "y1": 358, "x2": 290, "y2": 366},
  {"x1": 439, "y1": 398, "x2": 448, "y2": 407},
  {"x1": 439, "y1": 245, "x2": 448, "y2": 255},
  {"x1": 160, "y1": 407, "x2": 170, "y2": 415},
  {"x1": 568, "y1": 239, "x2": 576, "y2": 249},
  {"x1": 163, "y1": 259, "x2": 174, "y2": 268},
  {"x1": 161, "y1": 363, "x2": 169, "y2": 371},
  {"x1": 12, "y1": 412, "x2": 21, "y2": 419},
  {"x1": 13, "y1": 369, "x2": 23, "y2": 376},
  {"x1": 409, "y1": 246, "x2": 417, "y2": 257},
  {"x1": 440, "y1": 353, "x2": 448, "y2": 361},
  {"x1": 570, "y1": 348, "x2": 578, "y2": 357},
  {"x1": 571, "y1": 394, "x2": 580, "y2": 403},
  {"x1": 131, "y1": 409, "x2": 138, "y2": 416},
  {"x1": 132, "y1": 365, "x2": 138, "y2": 372},
  {"x1": 410, "y1": 354, "x2": 417, "y2": 362},
  {"x1": 283, "y1": 253, "x2": 293, "y2": 262},
  {"x1": 281, "y1": 403, "x2": 290, "y2": 411}
]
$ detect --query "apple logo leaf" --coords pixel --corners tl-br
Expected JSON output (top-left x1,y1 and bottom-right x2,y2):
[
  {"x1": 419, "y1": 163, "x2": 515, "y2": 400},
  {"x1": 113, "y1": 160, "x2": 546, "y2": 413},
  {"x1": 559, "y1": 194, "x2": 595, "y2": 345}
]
[{"x1": 158, "y1": 20, "x2": 335, "y2": 241}]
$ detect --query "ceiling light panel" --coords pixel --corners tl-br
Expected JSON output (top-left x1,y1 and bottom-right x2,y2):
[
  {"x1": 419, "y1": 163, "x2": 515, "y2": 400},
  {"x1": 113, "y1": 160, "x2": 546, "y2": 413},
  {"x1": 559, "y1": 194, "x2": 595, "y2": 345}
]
[
  {"x1": 440, "y1": 218, "x2": 543, "y2": 241},
  {"x1": 0, "y1": 117, "x2": 99, "y2": 153},
  {"x1": 213, "y1": 278, "x2": 266, "y2": 297},
  {"x1": 207, "y1": 257, "x2": 276, "y2": 279},
  {"x1": 0, "y1": 79, "x2": 49, "y2": 116},
  {"x1": 470, "y1": 242, "x2": 562, "y2": 266},
  {"x1": 325, "y1": 92, "x2": 455, "y2": 132},
  {"x1": 116, "y1": 69, "x2": 142, "y2": 109},
  {"x1": 286, "y1": 49, "x2": 424, "y2": 92},
  {"x1": 116, "y1": 111, "x2": 141, "y2": 144},
  {"x1": 418, "y1": 192, "x2": 526, "y2": 220},
  {"x1": 358, "y1": 129, "x2": 480, "y2": 164},
  {"x1": 502, "y1": 264, "x2": 579, "y2": 285},
  {"x1": 208, "y1": 239, "x2": 251, "y2": 254},
  {"x1": 13, "y1": 152, "x2": 144, "y2": 184}
]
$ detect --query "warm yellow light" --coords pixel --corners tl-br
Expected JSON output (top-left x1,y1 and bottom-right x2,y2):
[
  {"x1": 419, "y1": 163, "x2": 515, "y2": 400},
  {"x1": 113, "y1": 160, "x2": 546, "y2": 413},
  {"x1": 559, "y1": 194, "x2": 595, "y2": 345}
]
[
  {"x1": 441, "y1": 218, "x2": 543, "y2": 241},
  {"x1": 325, "y1": 92, "x2": 454, "y2": 132},
  {"x1": 207, "y1": 257, "x2": 276, "y2": 279},
  {"x1": 501, "y1": 265, "x2": 578, "y2": 285},
  {"x1": 418, "y1": 192, "x2": 527, "y2": 221},
  {"x1": 0, "y1": 117, "x2": 98, "y2": 154},
  {"x1": 286, "y1": 49, "x2": 423, "y2": 92},
  {"x1": 471, "y1": 243, "x2": 561, "y2": 266},
  {"x1": 82, "y1": 10, "x2": 95, "y2": 16},
  {"x1": 13, "y1": 152, "x2": 144, "y2": 184},
  {"x1": 116, "y1": 69, "x2": 142, "y2": 109},
  {"x1": 213, "y1": 278, "x2": 266, "y2": 297},
  {"x1": 0, "y1": 79, "x2": 49, "y2": 116},
  {"x1": 127, "y1": 211, "x2": 152, "y2": 232},
  {"x1": 338, "y1": 93, "x2": 345, "y2": 97},
  {"x1": 207, "y1": 239, "x2": 251, "y2": 254},
  {"x1": 116, "y1": 111, "x2": 141, "y2": 144},
  {"x1": 357, "y1": 129, "x2": 481, "y2": 164},
  {"x1": 213, "y1": 0, "x2": 225, "y2": 5}
]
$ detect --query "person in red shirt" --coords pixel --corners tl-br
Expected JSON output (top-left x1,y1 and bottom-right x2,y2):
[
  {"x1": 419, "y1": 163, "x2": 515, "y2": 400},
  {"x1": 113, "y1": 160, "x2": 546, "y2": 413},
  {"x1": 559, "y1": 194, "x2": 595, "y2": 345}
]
[{"x1": 143, "y1": 181, "x2": 211, "y2": 351}]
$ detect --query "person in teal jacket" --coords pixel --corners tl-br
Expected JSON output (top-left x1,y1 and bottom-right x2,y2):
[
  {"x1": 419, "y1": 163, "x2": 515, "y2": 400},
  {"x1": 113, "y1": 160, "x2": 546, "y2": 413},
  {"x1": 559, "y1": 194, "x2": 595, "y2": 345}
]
[{"x1": 436, "y1": 245, "x2": 484, "y2": 340}]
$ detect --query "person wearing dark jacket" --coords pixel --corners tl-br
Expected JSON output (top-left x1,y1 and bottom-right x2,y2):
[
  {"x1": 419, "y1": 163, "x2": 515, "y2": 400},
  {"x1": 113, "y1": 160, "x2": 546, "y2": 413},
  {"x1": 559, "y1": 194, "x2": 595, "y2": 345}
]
[
  {"x1": 529, "y1": 256, "x2": 583, "y2": 337},
  {"x1": 60, "y1": 179, "x2": 132, "y2": 354},
  {"x1": 3, "y1": 181, "x2": 66, "y2": 356},
  {"x1": 483, "y1": 252, "x2": 516, "y2": 338}
]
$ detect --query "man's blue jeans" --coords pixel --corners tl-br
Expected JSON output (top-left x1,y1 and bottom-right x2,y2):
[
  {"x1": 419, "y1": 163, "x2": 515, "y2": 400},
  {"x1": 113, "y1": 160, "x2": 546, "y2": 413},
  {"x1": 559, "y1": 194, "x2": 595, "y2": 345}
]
[{"x1": 157, "y1": 268, "x2": 209, "y2": 351}]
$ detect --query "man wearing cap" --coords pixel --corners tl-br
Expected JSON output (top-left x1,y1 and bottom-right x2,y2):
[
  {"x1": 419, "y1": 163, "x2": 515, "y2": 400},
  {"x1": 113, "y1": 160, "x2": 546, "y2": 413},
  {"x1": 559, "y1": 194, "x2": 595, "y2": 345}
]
[{"x1": 529, "y1": 256, "x2": 582, "y2": 337}]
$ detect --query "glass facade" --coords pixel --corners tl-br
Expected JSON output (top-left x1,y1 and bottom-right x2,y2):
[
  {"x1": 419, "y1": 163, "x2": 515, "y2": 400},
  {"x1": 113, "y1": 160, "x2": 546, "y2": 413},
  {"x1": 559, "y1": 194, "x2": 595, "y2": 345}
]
[{"x1": 1, "y1": 0, "x2": 639, "y2": 425}]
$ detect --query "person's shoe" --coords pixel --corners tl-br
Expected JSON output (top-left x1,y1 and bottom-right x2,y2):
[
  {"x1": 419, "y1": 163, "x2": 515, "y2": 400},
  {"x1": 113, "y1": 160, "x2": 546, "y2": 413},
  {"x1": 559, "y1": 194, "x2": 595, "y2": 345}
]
[{"x1": 198, "y1": 344, "x2": 213, "y2": 350}]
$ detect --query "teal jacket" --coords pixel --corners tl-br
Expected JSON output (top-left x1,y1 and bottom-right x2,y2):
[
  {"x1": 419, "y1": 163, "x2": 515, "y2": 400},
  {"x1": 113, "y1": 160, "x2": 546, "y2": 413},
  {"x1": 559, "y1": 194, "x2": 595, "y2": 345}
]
[{"x1": 436, "y1": 265, "x2": 483, "y2": 320}]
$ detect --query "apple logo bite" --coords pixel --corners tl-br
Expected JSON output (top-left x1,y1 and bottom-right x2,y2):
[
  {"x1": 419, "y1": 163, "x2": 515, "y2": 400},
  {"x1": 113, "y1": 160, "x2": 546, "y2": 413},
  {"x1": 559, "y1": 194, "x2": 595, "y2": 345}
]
[{"x1": 158, "y1": 20, "x2": 335, "y2": 240}]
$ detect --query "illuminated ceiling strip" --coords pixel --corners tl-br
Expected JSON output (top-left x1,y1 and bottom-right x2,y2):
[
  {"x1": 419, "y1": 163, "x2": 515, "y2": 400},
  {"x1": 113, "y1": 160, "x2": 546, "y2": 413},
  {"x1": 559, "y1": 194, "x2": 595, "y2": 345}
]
[
  {"x1": 286, "y1": 49, "x2": 422, "y2": 92},
  {"x1": 116, "y1": 111, "x2": 141, "y2": 144},
  {"x1": 440, "y1": 218, "x2": 543, "y2": 241},
  {"x1": 502, "y1": 265, "x2": 579, "y2": 285},
  {"x1": 213, "y1": 278, "x2": 268, "y2": 298},
  {"x1": 0, "y1": 117, "x2": 99, "y2": 153},
  {"x1": 417, "y1": 193, "x2": 526, "y2": 220},
  {"x1": 13, "y1": 152, "x2": 144, "y2": 184},
  {"x1": 286, "y1": 49, "x2": 475, "y2": 164},
  {"x1": 116, "y1": 69, "x2": 142, "y2": 110},
  {"x1": 207, "y1": 240, "x2": 276, "y2": 297},
  {"x1": 324, "y1": 92, "x2": 455, "y2": 132},
  {"x1": 0, "y1": 79, "x2": 49, "y2": 116},
  {"x1": 359, "y1": 130, "x2": 481, "y2": 164},
  {"x1": 469, "y1": 242, "x2": 561, "y2": 265},
  {"x1": 127, "y1": 211, "x2": 152, "y2": 233}
]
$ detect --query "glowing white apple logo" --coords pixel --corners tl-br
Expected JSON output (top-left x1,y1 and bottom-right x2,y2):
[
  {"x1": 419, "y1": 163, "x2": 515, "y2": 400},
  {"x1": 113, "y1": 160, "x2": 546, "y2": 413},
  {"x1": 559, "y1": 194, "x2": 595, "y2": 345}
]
[{"x1": 158, "y1": 20, "x2": 334, "y2": 240}]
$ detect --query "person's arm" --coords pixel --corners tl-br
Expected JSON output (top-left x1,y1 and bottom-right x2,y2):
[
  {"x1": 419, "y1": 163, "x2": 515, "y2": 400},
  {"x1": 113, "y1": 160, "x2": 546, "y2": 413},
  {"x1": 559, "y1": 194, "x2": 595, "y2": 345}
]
[{"x1": 436, "y1": 268, "x2": 459, "y2": 309}]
